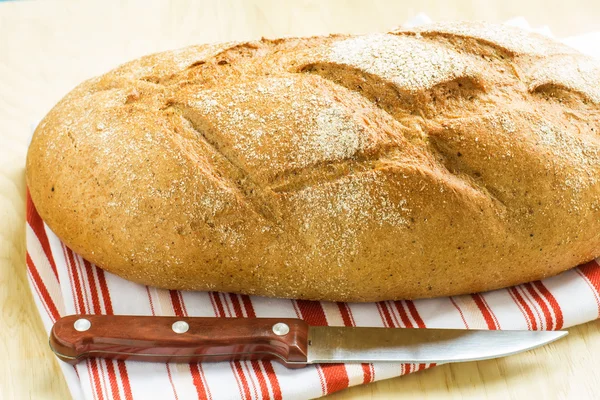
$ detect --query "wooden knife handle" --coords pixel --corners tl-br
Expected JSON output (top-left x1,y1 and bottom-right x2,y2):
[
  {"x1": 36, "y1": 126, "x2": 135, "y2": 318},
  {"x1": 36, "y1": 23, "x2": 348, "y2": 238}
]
[{"x1": 50, "y1": 315, "x2": 309, "y2": 368}]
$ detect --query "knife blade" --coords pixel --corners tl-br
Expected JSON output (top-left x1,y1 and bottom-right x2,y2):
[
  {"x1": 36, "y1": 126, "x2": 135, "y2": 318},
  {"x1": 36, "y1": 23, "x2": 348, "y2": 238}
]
[{"x1": 49, "y1": 314, "x2": 567, "y2": 368}]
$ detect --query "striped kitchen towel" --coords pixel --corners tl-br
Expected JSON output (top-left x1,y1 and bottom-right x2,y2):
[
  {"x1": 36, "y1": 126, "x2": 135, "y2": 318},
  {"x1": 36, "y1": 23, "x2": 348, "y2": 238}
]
[
  {"x1": 26, "y1": 188, "x2": 600, "y2": 400},
  {"x1": 25, "y1": 17, "x2": 600, "y2": 400}
]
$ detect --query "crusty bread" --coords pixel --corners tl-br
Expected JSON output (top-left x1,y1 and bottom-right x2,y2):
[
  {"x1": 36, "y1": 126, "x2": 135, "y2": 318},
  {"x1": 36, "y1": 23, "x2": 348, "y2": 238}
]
[{"x1": 26, "y1": 22, "x2": 600, "y2": 302}]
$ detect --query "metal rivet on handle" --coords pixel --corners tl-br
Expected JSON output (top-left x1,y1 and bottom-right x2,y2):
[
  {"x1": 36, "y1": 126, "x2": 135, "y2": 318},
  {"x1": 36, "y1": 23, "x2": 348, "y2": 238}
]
[
  {"x1": 272, "y1": 322, "x2": 290, "y2": 336},
  {"x1": 172, "y1": 321, "x2": 190, "y2": 334},
  {"x1": 74, "y1": 318, "x2": 91, "y2": 332}
]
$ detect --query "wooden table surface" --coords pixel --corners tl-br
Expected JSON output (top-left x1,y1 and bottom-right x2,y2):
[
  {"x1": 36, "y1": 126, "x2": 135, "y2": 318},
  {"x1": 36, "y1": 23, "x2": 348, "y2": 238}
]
[{"x1": 2, "y1": 0, "x2": 600, "y2": 398}]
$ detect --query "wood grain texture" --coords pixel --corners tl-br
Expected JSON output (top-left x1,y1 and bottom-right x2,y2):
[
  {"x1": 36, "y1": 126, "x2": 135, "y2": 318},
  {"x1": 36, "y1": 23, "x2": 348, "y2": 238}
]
[
  {"x1": 1, "y1": 0, "x2": 600, "y2": 399},
  {"x1": 51, "y1": 315, "x2": 310, "y2": 366}
]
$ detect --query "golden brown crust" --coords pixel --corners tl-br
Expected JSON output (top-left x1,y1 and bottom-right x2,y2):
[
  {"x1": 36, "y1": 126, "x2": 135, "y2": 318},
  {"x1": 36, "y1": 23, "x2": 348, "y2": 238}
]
[{"x1": 26, "y1": 22, "x2": 600, "y2": 301}]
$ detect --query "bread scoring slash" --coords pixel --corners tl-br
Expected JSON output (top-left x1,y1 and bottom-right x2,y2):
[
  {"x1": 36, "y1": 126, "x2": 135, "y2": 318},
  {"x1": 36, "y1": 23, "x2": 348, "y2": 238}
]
[{"x1": 26, "y1": 22, "x2": 600, "y2": 302}]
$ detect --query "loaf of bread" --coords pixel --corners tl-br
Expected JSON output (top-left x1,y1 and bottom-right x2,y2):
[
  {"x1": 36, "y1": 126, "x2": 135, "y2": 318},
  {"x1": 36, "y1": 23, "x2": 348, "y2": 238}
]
[{"x1": 26, "y1": 22, "x2": 600, "y2": 302}]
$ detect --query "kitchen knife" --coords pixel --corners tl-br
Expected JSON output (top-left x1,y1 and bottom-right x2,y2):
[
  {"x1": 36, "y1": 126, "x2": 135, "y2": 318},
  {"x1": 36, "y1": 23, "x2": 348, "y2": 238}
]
[{"x1": 50, "y1": 315, "x2": 567, "y2": 368}]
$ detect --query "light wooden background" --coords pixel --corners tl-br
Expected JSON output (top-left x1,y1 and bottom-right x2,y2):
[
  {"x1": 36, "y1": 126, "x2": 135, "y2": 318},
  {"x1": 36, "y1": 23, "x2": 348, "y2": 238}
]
[{"x1": 1, "y1": 0, "x2": 600, "y2": 399}]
